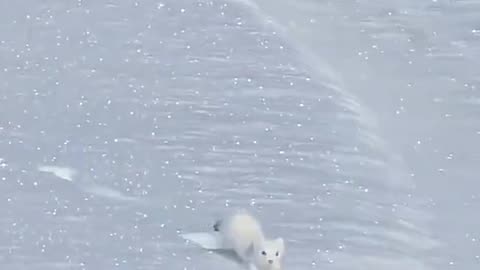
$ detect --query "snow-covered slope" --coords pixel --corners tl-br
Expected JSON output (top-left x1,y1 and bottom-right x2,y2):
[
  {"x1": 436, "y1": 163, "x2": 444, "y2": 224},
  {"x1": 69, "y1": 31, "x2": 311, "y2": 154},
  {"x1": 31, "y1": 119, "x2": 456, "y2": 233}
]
[{"x1": 0, "y1": 0, "x2": 477, "y2": 269}]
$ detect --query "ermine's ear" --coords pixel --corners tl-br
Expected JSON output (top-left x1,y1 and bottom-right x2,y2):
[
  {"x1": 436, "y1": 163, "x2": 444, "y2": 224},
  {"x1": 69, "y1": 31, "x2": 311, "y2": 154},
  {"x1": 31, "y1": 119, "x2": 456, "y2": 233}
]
[{"x1": 274, "y1": 238, "x2": 285, "y2": 254}]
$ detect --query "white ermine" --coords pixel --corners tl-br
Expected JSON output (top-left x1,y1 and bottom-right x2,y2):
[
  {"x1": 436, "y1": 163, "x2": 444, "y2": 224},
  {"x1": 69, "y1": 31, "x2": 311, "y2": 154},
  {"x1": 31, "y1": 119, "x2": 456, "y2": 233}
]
[{"x1": 213, "y1": 210, "x2": 285, "y2": 270}]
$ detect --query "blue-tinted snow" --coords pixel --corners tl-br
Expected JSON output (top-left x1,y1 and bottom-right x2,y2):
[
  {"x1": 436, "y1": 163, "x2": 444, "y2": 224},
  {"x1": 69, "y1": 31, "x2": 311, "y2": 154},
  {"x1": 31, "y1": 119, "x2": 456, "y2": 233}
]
[{"x1": 0, "y1": 0, "x2": 478, "y2": 270}]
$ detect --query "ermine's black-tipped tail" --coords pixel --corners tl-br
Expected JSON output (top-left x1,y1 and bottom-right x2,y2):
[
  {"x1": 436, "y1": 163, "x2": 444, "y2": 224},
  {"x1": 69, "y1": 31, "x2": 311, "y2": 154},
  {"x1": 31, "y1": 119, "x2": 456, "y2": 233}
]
[{"x1": 213, "y1": 220, "x2": 222, "y2": 232}]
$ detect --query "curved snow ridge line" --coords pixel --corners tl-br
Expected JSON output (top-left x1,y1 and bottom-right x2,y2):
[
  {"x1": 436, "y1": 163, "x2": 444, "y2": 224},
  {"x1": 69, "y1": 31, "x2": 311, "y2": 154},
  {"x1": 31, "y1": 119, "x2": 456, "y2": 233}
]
[
  {"x1": 226, "y1": 0, "x2": 414, "y2": 190},
  {"x1": 224, "y1": 0, "x2": 386, "y2": 148},
  {"x1": 219, "y1": 4, "x2": 372, "y2": 146},
  {"x1": 38, "y1": 165, "x2": 77, "y2": 182},
  {"x1": 224, "y1": 0, "x2": 351, "y2": 93},
  {"x1": 82, "y1": 184, "x2": 142, "y2": 203}
]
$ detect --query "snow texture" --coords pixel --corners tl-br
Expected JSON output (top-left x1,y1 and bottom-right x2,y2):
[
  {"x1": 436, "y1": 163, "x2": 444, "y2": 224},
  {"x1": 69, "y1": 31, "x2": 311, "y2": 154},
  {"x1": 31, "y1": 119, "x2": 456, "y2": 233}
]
[
  {"x1": 38, "y1": 165, "x2": 76, "y2": 182},
  {"x1": 0, "y1": 0, "x2": 478, "y2": 269}
]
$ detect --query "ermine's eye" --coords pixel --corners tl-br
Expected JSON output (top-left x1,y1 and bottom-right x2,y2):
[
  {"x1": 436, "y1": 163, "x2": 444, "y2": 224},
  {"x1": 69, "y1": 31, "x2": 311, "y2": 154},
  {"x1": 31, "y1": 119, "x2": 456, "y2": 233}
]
[
  {"x1": 261, "y1": 251, "x2": 267, "y2": 256},
  {"x1": 275, "y1": 251, "x2": 279, "y2": 257}
]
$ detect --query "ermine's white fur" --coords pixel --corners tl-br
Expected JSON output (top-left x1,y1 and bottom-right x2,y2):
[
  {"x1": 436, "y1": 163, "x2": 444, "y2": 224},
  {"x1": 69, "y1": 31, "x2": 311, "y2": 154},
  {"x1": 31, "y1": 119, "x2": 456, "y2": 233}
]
[{"x1": 214, "y1": 210, "x2": 285, "y2": 270}]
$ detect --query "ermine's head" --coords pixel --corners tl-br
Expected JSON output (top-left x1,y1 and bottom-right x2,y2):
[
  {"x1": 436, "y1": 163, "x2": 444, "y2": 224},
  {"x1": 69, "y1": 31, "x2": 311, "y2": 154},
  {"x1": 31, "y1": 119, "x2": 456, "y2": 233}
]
[{"x1": 253, "y1": 238, "x2": 285, "y2": 270}]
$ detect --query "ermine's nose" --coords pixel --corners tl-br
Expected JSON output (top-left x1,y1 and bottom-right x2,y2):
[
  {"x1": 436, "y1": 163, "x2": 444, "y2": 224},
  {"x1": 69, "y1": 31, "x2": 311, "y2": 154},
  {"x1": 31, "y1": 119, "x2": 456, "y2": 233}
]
[{"x1": 268, "y1": 259, "x2": 273, "y2": 264}]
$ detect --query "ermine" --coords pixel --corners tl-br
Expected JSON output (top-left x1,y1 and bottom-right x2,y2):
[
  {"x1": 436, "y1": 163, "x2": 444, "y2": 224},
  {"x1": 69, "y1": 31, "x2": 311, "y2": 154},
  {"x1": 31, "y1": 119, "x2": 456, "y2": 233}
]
[{"x1": 213, "y1": 210, "x2": 285, "y2": 270}]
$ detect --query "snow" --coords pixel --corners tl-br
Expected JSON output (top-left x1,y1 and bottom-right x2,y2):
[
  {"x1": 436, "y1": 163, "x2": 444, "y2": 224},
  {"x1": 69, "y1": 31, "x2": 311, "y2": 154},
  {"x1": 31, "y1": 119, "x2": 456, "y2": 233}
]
[
  {"x1": 0, "y1": 0, "x2": 478, "y2": 269},
  {"x1": 38, "y1": 165, "x2": 76, "y2": 182},
  {"x1": 82, "y1": 184, "x2": 141, "y2": 202}
]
